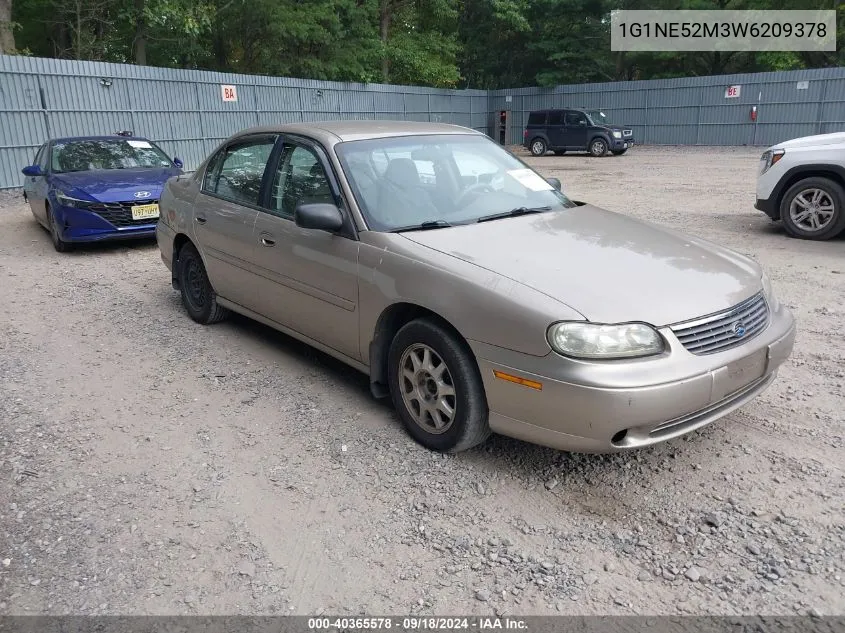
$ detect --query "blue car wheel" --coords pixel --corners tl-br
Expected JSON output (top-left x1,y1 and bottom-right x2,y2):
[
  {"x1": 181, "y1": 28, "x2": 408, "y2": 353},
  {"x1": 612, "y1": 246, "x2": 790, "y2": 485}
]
[{"x1": 47, "y1": 204, "x2": 72, "y2": 253}]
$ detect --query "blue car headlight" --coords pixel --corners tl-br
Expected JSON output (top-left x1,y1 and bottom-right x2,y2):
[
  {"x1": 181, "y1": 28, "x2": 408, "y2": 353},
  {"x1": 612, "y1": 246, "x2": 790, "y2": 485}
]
[{"x1": 55, "y1": 190, "x2": 93, "y2": 209}]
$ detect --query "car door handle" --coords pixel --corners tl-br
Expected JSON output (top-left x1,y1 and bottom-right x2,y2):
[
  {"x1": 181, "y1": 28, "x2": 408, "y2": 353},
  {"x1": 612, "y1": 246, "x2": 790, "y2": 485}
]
[
  {"x1": 260, "y1": 234, "x2": 275, "y2": 247},
  {"x1": 195, "y1": 216, "x2": 207, "y2": 224}
]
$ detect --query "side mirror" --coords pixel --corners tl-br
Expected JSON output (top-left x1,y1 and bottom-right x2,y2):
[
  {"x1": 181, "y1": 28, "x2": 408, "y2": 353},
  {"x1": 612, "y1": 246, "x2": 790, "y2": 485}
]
[
  {"x1": 22, "y1": 165, "x2": 42, "y2": 177},
  {"x1": 295, "y1": 203, "x2": 343, "y2": 232},
  {"x1": 173, "y1": 157, "x2": 184, "y2": 169},
  {"x1": 546, "y1": 177, "x2": 562, "y2": 191}
]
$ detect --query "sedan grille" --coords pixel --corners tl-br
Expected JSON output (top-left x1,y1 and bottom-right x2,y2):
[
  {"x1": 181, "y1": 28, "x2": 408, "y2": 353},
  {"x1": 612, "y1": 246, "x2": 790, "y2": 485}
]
[
  {"x1": 670, "y1": 292, "x2": 769, "y2": 355},
  {"x1": 88, "y1": 201, "x2": 159, "y2": 228}
]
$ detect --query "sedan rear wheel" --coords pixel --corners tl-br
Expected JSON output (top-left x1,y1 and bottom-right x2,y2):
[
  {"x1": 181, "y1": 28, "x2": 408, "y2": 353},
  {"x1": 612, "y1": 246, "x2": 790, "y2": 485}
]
[
  {"x1": 780, "y1": 177, "x2": 845, "y2": 240},
  {"x1": 388, "y1": 318, "x2": 490, "y2": 453},
  {"x1": 177, "y1": 242, "x2": 230, "y2": 324},
  {"x1": 529, "y1": 138, "x2": 547, "y2": 157}
]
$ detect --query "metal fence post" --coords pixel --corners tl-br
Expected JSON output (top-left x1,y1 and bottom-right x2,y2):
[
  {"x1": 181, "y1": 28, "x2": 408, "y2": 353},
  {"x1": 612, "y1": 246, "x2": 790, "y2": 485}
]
[
  {"x1": 253, "y1": 81, "x2": 260, "y2": 127},
  {"x1": 123, "y1": 78, "x2": 137, "y2": 137},
  {"x1": 816, "y1": 77, "x2": 828, "y2": 135},
  {"x1": 35, "y1": 74, "x2": 52, "y2": 140}
]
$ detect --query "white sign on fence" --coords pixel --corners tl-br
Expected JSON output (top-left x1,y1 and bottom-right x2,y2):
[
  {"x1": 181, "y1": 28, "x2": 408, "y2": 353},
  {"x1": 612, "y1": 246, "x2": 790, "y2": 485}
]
[
  {"x1": 221, "y1": 85, "x2": 238, "y2": 102},
  {"x1": 797, "y1": 81, "x2": 809, "y2": 90},
  {"x1": 725, "y1": 85, "x2": 741, "y2": 98}
]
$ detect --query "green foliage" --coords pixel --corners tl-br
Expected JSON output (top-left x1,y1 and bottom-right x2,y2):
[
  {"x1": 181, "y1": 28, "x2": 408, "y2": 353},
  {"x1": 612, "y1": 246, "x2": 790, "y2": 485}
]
[{"x1": 8, "y1": 0, "x2": 844, "y2": 87}]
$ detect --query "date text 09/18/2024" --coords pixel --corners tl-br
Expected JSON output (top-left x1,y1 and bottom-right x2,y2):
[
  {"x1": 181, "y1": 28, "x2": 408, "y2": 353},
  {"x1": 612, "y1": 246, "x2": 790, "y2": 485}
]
[{"x1": 307, "y1": 618, "x2": 528, "y2": 630}]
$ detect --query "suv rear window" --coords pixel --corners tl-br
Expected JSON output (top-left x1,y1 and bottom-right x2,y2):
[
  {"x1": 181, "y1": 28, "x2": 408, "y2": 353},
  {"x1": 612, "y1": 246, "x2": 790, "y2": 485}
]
[{"x1": 527, "y1": 112, "x2": 546, "y2": 126}]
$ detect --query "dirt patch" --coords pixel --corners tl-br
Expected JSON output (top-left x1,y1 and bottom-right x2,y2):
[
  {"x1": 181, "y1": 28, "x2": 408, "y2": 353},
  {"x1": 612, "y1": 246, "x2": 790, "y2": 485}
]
[{"x1": 0, "y1": 146, "x2": 843, "y2": 616}]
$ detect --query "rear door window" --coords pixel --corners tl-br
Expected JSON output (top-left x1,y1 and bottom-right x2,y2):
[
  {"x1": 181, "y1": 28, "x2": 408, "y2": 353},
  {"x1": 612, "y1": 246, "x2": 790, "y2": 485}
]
[
  {"x1": 547, "y1": 111, "x2": 563, "y2": 126},
  {"x1": 202, "y1": 136, "x2": 277, "y2": 206},
  {"x1": 527, "y1": 112, "x2": 546, "y2": 126}
]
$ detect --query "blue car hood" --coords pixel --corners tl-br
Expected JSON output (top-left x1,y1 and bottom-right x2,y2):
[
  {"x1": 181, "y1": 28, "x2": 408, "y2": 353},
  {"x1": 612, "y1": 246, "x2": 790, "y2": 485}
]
[{"x1": 52, "y1": 167, "x2": 182, "y2": 203}]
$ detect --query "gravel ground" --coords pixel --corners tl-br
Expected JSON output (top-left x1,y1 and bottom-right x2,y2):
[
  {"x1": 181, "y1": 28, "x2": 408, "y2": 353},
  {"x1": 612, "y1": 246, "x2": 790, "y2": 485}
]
[{"x1": 0, "y1": 146, "x2": 843, "y2": 617}]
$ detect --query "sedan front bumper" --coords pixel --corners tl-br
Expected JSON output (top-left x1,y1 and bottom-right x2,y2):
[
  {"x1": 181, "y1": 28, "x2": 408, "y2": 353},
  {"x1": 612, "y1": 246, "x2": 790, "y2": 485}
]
[{"x1": 470, "y1": 304, "x2": 795, "y2": 453}]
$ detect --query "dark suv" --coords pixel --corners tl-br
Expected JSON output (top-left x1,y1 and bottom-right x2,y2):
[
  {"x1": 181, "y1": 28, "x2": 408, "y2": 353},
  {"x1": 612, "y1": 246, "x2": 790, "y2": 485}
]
[{"x1": 523, "y1": 109, "x2": 634, "y2": 157}]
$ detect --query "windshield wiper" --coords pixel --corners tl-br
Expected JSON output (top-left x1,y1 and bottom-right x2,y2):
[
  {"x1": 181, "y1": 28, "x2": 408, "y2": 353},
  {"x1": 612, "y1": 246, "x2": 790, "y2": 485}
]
[
  {"x1": 390, "y1": 220, "x2": 453, "y2": 233},
  {"x1": 476, "y1": 206, "x2": 551, "y2": 223}
]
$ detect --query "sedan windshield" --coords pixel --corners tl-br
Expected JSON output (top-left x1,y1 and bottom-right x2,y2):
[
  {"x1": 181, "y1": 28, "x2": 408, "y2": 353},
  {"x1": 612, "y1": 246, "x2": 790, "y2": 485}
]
[
  {"x1": 335, "y1": 134, "x2": 574, "y2": 231},
  {"x1": 51, "y1": 139, "x2": 173, "y2": 173}
]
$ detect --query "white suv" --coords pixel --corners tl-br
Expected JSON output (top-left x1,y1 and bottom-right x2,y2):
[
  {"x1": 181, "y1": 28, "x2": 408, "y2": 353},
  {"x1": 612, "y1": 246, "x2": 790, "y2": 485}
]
[{"x1": 755, "y1": 132, "x2": 845, "y2": 241}]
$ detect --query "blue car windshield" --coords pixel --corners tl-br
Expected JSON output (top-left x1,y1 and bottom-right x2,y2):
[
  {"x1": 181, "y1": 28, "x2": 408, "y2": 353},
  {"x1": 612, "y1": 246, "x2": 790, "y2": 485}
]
[{"x1": 51, "y1": 139, "x2": 172, "y2": 173}]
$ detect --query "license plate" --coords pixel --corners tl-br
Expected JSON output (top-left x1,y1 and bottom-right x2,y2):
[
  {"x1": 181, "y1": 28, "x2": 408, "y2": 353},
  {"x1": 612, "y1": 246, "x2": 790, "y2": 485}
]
[
  {"x1": 713, "y1": 349, "x2": 767, "y2": 400},
  {"x1": 131, "y1": 203, "x2": 160, "y2": 220},
  {"x1": 624, "y1": 143, "x2": 628, "y2": 148}
]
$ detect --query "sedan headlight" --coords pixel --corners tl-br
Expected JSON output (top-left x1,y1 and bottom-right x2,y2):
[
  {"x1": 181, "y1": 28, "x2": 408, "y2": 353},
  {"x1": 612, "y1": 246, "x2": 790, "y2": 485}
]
[
  {"x1": 759, "y1": 149, "x2": 785, "y2": 174},
  {"x1": 55, "y1": 190, "x2": 93, "y2": 208},
  {"x1": 547, "y1": 322, "x2": 664, "y2": 359},
  {"x1": 761, "y1": 272, "x2": 780, "y2": 312},
  {"x1": 612, "y1": 130, "x2": 622, "y2": 139}
]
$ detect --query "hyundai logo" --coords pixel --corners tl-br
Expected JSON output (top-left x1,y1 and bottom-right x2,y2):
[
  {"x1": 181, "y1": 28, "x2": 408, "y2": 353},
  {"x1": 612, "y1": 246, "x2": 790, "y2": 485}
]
[
  {"x1": 134, "y1": 191, "x2": 151, "y2": 199},
  {"x1": 732, "y1": 321, "x2": 747, "y2": 338}
]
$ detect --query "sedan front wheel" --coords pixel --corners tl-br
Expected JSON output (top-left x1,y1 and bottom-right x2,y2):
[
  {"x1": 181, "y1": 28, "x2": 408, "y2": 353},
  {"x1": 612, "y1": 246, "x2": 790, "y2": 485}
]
[{"x1": 388, "y1": 318, "x2": 490, "y2": 453}]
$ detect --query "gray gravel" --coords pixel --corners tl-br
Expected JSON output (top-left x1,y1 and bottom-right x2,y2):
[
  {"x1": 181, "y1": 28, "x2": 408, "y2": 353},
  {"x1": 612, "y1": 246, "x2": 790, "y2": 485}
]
[{"x1": 0, "y1": 146, "x2": 843, "y2": 616}]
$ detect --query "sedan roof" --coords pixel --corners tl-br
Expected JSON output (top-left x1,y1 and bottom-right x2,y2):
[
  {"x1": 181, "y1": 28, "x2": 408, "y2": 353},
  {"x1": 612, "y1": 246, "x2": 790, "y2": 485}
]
[{"x1": 227, "y1": 120, "x2": 483, "y2": 145}]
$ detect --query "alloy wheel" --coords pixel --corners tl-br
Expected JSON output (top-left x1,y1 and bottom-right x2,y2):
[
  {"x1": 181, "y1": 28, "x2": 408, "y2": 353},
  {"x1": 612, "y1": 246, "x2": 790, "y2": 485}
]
[
  {"x1": 398, "y1": 343, "x2": 457, "y2": 434},
  {"x1": 789, "y1": 188, "x2": 835, "y2": 232}
]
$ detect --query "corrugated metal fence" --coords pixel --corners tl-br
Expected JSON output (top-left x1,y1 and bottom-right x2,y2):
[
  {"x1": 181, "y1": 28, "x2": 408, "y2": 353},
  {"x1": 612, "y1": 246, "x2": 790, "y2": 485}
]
[
  {"x1": 3, "y1": 55, "x2": 845, "y2": 188},
  {"x1": 493, "y1": 66, "x2": 845, "y2": 150},
  {"x1": 0, "y1": 55, "x2": 489, "y2": 189}
]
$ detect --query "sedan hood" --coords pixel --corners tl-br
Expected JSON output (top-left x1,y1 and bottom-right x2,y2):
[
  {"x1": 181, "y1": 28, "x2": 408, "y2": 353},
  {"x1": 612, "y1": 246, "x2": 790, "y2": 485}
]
[
  {"x1": 400, "y1": 205, "x2": 763, "y2": 326},
  {"x1": 52, "y1": 167, "x2": 181, "y2": 203}
]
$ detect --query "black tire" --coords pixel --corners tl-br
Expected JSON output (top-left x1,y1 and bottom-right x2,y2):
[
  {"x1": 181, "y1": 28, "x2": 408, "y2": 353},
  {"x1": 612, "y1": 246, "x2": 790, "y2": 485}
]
[
  {"x1": 529, "y1": 138, "x2": 547, "y2": 157},
  {"x1": 176, "y1": 242, "x2": 230, "y2": 324},
  {"x1": 589, "y1": 138, "x2": 608, "y2": 157},
  {"x1": 552, "y1": 150, "x2": 566, "y2": 156},
  {"x1": 387, "y1": 318, "x2": 490, "y2": 453},
  {"x1": 779, "y1": 177, "x2": 845, "y2": 241},
  {"x1": 611, "y1": 149, "x2": 627, "y2": 156},
  {"x1": 47, "y1": 204, "x2": 72, "y2": 252}
]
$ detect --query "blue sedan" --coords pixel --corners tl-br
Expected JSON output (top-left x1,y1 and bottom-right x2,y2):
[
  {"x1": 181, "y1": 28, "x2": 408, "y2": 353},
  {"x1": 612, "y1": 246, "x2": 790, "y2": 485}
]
[{"x1": 21, "y1": 134, "x2": 184, "y2": 252}]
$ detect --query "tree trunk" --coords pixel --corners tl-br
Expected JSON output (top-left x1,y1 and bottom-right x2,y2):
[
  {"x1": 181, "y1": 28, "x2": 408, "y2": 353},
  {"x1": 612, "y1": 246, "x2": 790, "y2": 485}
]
[
  {"x1": 75, "y1": 0, "x2": 82, "y2": 59},
  {"x1": 0, "y1": 0, "x2": 14, "y2": 54},
  {"x1": 380, "y1": 0, "x2": 390, "y2": 82},
  {"x1": 133, "y1": 0, "x2": 147, "y2": 65}
]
